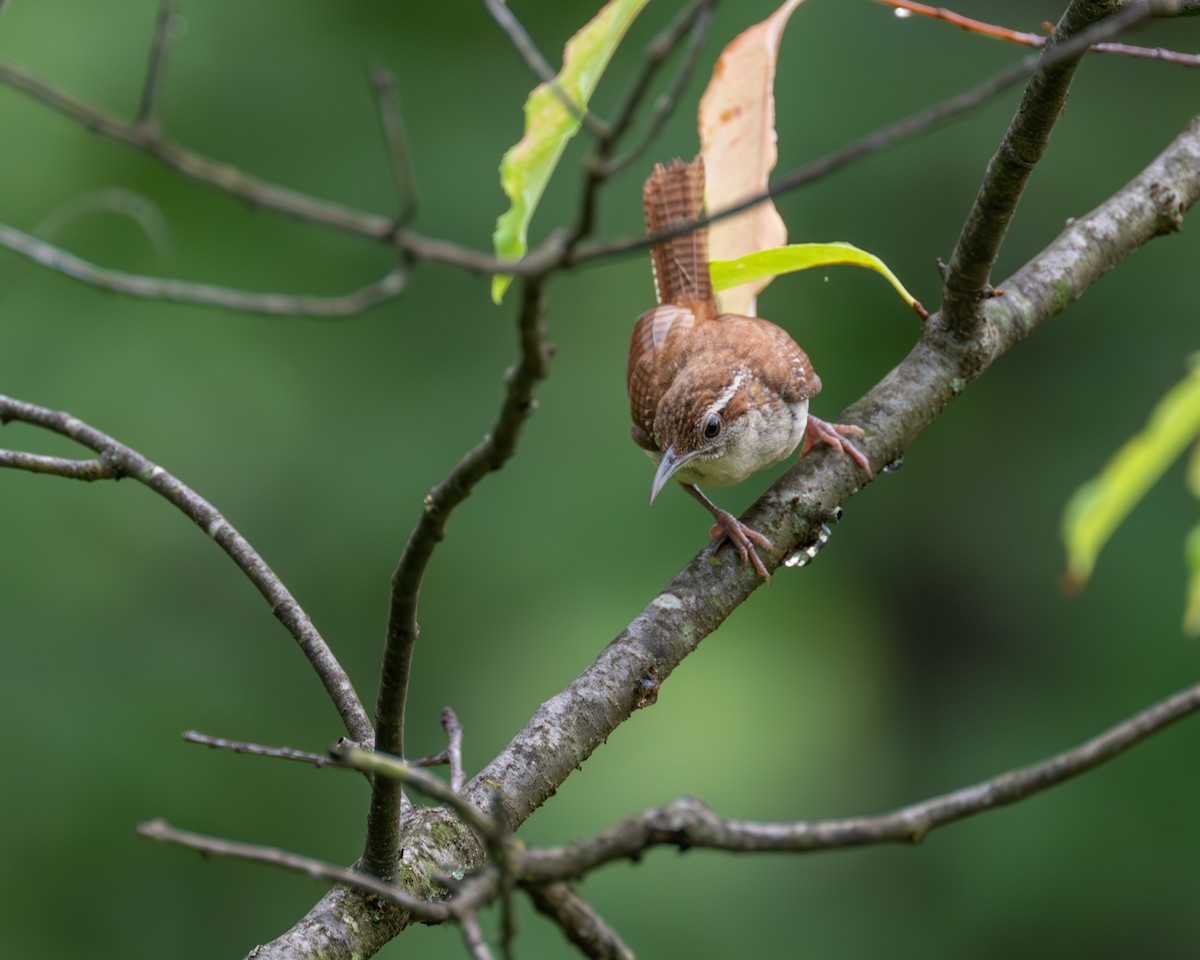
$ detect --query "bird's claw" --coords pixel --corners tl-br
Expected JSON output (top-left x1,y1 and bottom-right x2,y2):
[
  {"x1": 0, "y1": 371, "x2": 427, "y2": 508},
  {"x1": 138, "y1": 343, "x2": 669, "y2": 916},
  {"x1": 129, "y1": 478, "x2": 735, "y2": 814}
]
[
  {"x1": 708, "y1": 509, "x2": 772, "y2": 583},
  {"x1": 802, "y1": 415, "x2": 873, "y2": 479}
]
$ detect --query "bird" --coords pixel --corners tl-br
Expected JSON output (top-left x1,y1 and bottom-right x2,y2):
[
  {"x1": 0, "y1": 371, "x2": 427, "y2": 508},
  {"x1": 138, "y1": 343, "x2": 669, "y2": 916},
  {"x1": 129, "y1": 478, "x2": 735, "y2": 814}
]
[{"x1": 626, "y1": 155, "x2": 871, "y2": 580}]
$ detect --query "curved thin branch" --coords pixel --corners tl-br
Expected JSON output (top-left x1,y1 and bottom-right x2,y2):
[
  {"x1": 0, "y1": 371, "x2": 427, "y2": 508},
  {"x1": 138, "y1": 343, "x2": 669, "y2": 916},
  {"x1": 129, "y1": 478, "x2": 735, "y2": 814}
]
[
  {"x1": 0, "y1": 223, "x2": 407, "y2": 317},
  {"x1": 481, "y1": 0, "x2": 606, "y2": 137},
  {"x1": 880, "y1": 0, "x2": 1200, "y2": 66},
  {"x1": 0, "y1": 396, "x2": 374, "y2": 744},
  {"x1": 367, "y1": 64, "x2": 419, "y2": 226},
  {"x1": 136, "y1": 0, "x2": 181, "y2": 129},
  {"x1": 0, "y1": 58, "x2": 395, "y2": 240},
  {"x1": 0, "y1": 449, "x2": 113, "y2": 479},
  {"x1": 335, "y1": 744, "x2": 504, "y2": 847},
  {"x1": 518, "y1": 680, "x2": 1200, "y2": 877},
  {"x1": 137, "y1": 819, "x2": 451, "y2": 922},
  {"x1": 183, "y1": 731, "x2": 343, "y2": 768},
  {"x1": 526, "y1": 882, "x2": 636, "y2": 960},
  {"x1": 567, "y1": 0, "x2": 717, "y2": 251},
  {"x1": 362, "y1": 275, "x2": 551, "y2": 878}
]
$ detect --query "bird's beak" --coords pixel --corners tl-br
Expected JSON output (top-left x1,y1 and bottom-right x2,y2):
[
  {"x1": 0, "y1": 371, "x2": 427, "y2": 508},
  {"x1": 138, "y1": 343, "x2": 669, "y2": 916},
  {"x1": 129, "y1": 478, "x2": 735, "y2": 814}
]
[{"x1": 650, "y1": 445, "x2": 698, "y2": 504}]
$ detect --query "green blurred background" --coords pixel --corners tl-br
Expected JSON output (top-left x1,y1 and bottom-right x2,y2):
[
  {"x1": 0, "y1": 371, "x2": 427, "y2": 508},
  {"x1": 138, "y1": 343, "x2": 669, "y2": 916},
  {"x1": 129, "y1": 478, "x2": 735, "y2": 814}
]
[{"x1": 1, "y1": 1, "x2": 1198, "y2": 956}]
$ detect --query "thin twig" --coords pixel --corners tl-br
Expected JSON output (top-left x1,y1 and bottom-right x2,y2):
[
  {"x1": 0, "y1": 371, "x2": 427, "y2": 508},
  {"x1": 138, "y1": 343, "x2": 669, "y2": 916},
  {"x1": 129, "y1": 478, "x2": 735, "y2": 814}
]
[
  {"x1": 518, "y1": 681, "x2": 1200, "y2": 878},
  {"x1": 136, "y1": 0, "x2": 181, "y2": 129},
  {"x1": 481, "y1": 0, "x2": 607, "y2": 138},
  {"x1": 137, "y1": 818, "x2": 451, "y2": 922},
  {"x1": 0, "y1": 449, "x2": 114, "y2": 479},
  {"x1": 459, "y1": 910, "x2": 498, "y2": 960},
  {"x1": 525, "y1": 882, "x2": 636, "y2": 960},
  {"x1": 600, "y1": 0, "x2": 718, "y2": 178},
  {"x1": 443, "y1": 707, "x2": 466, "y2": 793},
  {"x1": 336, "y1": 744, "x2": 504, "y2": 847},
  {"x1": 0, "y1": 58, "x2": 395, "y2": 240},
  {"x1": 0, "y1": 395, "x2": 374, "y2": 745},
  {"x1": 362, "y1": 275, "x2": 549, "y2": 877},
  {"x1": 880, "y1": 0, "x2": 1200, "y2": 66},
  {"x1": 567, "y1": 0, "x2": 717, "y2": 252},
  {"x1": 182, "y1": 731, "x2": 341, "y2": 768},
  {"x1": 0, "y1": 223, "x2": 407, "y2": 317},
  {"x1": 941, "y1": 0, "x2": 1155, "y2": 334},
  {"x1": 368, "y1": 64, "x2": 419, "y2": 226}
]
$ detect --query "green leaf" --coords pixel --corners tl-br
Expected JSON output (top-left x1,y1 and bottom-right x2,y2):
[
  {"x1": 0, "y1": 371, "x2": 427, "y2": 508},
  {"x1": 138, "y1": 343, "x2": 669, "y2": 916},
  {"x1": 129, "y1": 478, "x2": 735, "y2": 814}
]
[
  {"x1": 1185, "y1": 522, "x2": 1200, "y2": 638},
  {"x1": 709, "y1": 242, "x2": 922, "y2": 313},
  {"x1": 491, "y1": 0, "x2": 651, "y2": 304},
  {"x1": 1061, "y1": 358, "x2": 1200, "y2": 591}
]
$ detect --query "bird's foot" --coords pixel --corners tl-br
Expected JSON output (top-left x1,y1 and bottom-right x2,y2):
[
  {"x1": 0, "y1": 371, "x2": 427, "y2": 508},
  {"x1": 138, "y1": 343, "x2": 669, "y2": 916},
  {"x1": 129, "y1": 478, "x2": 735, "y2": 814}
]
[
  {"x1": 707, "y1": 509, "x2": 773, "y2": 583},
  {"x1": 802, "y1": 416, "x2": 873, "y2": 479}
]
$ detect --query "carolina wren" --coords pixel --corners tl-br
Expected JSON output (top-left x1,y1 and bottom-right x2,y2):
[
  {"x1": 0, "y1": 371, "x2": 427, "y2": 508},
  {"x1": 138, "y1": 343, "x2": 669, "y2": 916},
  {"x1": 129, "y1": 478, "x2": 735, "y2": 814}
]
[{"x1": 627, "y1": 156, "x2": 871, "y2": 580}]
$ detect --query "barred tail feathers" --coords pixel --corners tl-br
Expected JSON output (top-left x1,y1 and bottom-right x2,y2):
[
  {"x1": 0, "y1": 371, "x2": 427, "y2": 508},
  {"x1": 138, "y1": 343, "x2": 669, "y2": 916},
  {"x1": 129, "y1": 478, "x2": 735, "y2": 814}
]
[{"x1": 642, "y1": 156, "x2": 712, "y2": 306}]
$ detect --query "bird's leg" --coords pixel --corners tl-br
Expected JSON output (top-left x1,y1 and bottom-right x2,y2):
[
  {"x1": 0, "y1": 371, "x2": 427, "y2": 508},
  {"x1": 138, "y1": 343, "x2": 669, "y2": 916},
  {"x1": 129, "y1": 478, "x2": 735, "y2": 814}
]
[
  {"x1": 802, "y1": 416, "x2": 873, "y2": 478},
  {"x1": 682, "y1": 483, "x2": 772, "y2": 582}
]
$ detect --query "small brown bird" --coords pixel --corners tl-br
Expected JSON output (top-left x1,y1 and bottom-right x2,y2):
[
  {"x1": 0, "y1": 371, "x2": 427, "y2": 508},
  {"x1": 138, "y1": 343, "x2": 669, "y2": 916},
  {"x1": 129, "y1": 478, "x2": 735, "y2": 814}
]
[{"x1": 627, "y1": 156, "x2": 871, "y2": 580}]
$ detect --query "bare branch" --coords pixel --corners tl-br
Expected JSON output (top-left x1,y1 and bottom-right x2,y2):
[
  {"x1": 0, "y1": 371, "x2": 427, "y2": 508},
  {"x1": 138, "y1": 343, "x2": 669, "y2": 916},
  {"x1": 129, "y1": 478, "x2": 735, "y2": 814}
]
[
  {"x1": 518, "y1": 681, "x2": 1200, "y2": 878},
  {"x1": 182, "y1": 731, "x2": 342, "y2": 768},
  {"x1": 363, "y1": 276, "x2": 550, "y2": 876},
  {"x1": 443, "y1": 707, "x2": 466, "y2": 793},
  {"x1": 459, "y1": 910, "x2": 499, "y2": 960},
  {"x1": 136, "y1": 0, "x2": 181, "y2": 129},
  {"x1": 481, "y1": 0, "x2": 606, "y2": 137},
  {"x1": 0, "y1": 59, "x2": 395, "y2": 240},
  {"x1": 526, "y1": 882, "x2": 636, "y2": 960},
  {"x1": 137, "y1": 819, "x2": 451, "y2": 922},
  {"x1": 0, "y1": 395, "x2": 374, "y2": 744},
  {"x1": 0, "y1": 223, "x2": 407, "y2": 317},
  {"x1": 941, "y1": 0, "x2": 1155, "y2": 333},
  {"x1": 368, "y1": 64, "x2": 419, "y2": 225},
  {"x1": 568, "y1": 0, "x2": 717, "y2": 251},
  {"x1": 0, "y1": 448, "x2": 113, "y2": 479},
  {"x1": 880, "y1": 0, "x2": 1200, "y2": 66},
  {"x1": 600, "y1": 0, "x2": 718, "y2": 177}
]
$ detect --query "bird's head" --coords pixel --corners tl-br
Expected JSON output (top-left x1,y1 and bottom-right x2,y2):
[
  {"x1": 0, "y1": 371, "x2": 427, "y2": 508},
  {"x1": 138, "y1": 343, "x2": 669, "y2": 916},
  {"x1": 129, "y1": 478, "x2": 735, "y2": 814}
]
[{"x1": 649, "y1": 366, "x2": 771, "y2": 500}]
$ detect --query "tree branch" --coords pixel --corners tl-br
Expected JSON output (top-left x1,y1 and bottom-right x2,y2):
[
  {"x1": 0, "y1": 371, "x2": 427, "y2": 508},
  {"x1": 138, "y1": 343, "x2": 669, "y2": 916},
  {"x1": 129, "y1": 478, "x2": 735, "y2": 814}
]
[
  {"x1": 0, "y1": 58, "x2": 396, "y2": 240},
  {"x1": 136, "y1": 0, "x2": 181, "y2": 130},
  {"x1": 0, "y1": 223, "x2": 408, "y2": 317},
  {"x1": 526, "y1": 882, "x2": 636, "y2": 960},
  {"x1": 941, "y1": 0, "x2": 1151, "y2": 333},
  {"x1": 367, "y1": 64, "x2": 419, "y2": 225},
  {"x1": 0, "y1": 396, "x2": 374, "y2": 744},
  {"x1": 880, "y1": 0, "x2": 1200, "y2": 66},
  {"x1": 363, "y1": 275, "x2": 551, "y2": 878},
  {"x1": 481, "y1": 0, "x2": 607, "y2": 138},
  {"x1": 137, "y1": 818, "x2": 451, "y2": 922},
  {"x1": 517, "y1": 680, "x2": 1200, "y2": 877}
]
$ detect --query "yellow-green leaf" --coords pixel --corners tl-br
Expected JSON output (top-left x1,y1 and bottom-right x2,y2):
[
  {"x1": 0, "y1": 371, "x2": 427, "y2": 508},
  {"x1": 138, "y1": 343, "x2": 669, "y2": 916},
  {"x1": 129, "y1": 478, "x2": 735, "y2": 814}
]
[
  {"x1": 491, "y1": 0, "x2": 650, "y2": 304},
  {"x1": 1185, "y1": 522, "x2": 1200, "y2": 637},
  {"x1": 709, "y1": 241, "x2": 923, "y2": 312},
  {"x1": 1061, "y1": 359, "x2": 1200, "y2": 591}
]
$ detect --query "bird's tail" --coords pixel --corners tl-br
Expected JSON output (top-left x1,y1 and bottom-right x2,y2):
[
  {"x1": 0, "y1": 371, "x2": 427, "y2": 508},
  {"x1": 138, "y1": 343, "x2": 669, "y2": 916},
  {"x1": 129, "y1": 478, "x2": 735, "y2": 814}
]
[{"x1": 642, "y1": 156, "x2": 712, "y2": 306}]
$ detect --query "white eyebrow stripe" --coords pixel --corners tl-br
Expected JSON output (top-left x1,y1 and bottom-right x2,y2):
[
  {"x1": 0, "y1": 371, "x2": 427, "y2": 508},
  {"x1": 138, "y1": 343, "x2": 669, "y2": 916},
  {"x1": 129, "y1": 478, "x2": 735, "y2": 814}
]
[{"x1": 702, "y1": 368, "x2": 748, "y2": 425}]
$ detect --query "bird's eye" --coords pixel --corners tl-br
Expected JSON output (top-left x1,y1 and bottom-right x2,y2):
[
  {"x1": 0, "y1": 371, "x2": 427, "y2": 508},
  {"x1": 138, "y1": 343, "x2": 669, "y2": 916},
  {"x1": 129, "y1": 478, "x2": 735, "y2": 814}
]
[{"x1": 702, "y1": 415, "x2": 722, "y2": 440}]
